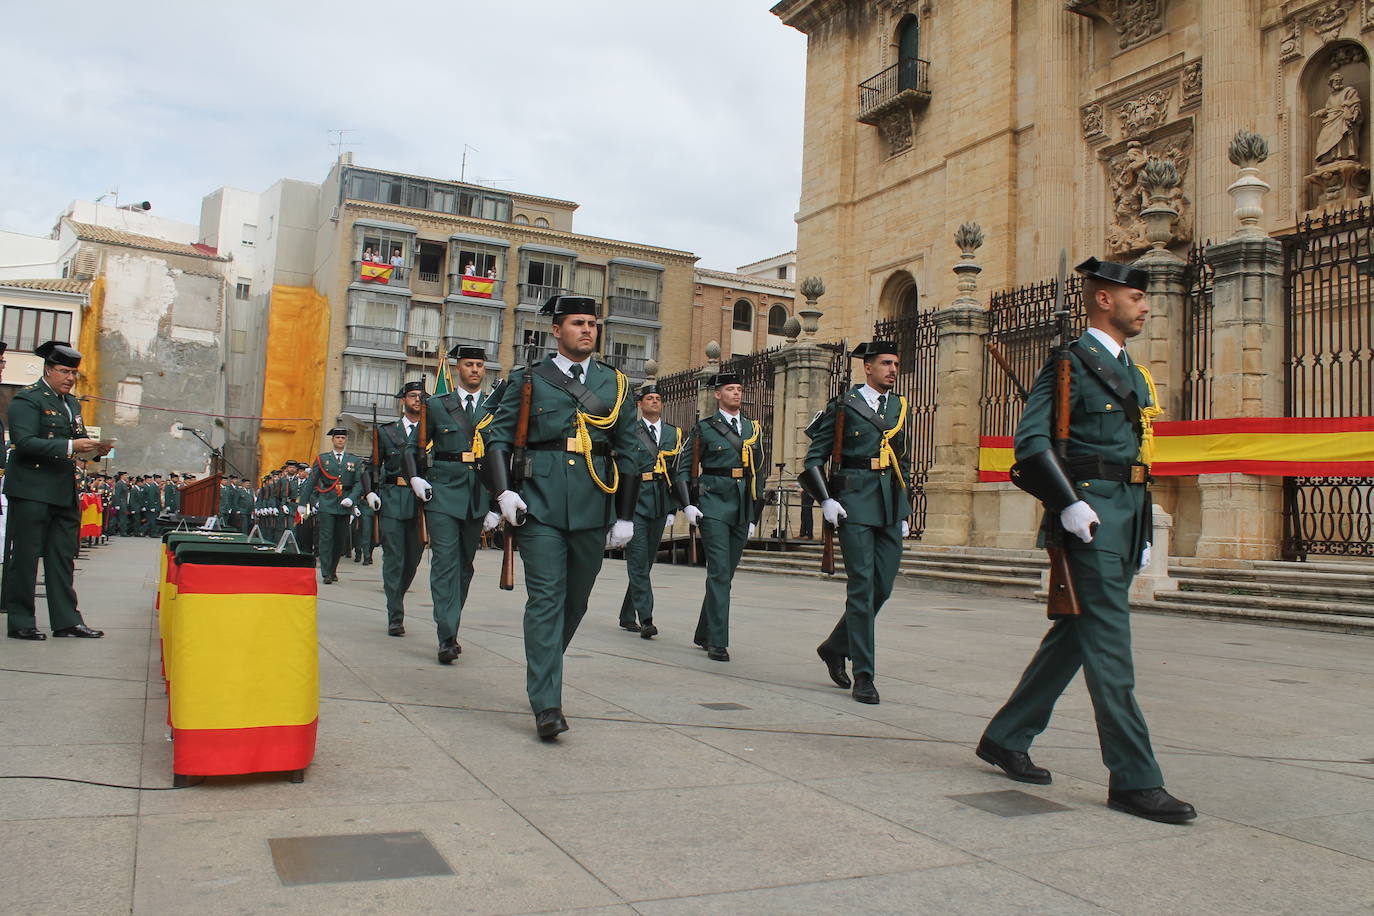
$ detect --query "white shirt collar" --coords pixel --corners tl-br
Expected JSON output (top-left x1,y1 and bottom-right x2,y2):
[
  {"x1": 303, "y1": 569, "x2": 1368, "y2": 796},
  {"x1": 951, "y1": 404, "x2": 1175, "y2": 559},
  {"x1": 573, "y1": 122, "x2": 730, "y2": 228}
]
[
  {"x1": 717, "y1": 408, "x2": 741, "y2": 423},
  {"x1": 1086, "y1": 326, "x2": 1125, "y2": 359},
  {"x1": 333, "y1": 450, "x2": 343, "y2": 460},
  {"x1": 643, "y1": 416, "x2": 661, "y2": 433},
  {"x1": 857, "y1": 384, "x2": 886, "y2": 410},
  {"x1": 552, "y1": 353, "x2": 591, "y2": 378}
]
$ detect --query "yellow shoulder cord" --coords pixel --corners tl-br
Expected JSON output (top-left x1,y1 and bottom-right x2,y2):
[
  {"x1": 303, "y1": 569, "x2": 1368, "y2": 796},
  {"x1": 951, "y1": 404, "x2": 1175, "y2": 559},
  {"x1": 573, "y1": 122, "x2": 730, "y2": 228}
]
[
  {"x1": 740, "y1": 421, "x2": 762, "y2": 501},
  {"x1": 655, "y1": 425, "x2": 684, "y2": 476},
  {"x1": 873, "y1": 395, "x2": 908, "y2": 488},
  {"x1": 573, "y1": 369, "x2": 628, "y2": 494},
  {"x1": 471, "y1": 410, "x2": 494, "y2": 459},
  {"x1": 1135, "y1": 365, "x2": 1164, "y2": 466}
]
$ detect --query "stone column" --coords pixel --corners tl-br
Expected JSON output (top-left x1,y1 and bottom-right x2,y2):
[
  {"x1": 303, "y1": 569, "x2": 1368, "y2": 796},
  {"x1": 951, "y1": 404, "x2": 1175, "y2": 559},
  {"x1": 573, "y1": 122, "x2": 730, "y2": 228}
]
[
  {"x1": 1197, "y1": 0, "x2": 1258, "y2": 241},
  {"x1": 771, "y1": 339, "x2": 833, "y2": 475},
  {"x1": 923, "y1": 223, "x2": 988, "y2": 546},
  {"x1": 1035, "y1": 2, "x2": 1078, "y2": 273},
  {"x1": 1195, "y1": 235, "x2": 1285, "y2": 559}
]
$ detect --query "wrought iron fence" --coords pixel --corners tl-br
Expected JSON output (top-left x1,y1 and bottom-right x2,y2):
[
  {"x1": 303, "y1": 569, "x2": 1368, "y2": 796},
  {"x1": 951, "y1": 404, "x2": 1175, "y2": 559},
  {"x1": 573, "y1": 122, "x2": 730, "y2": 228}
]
[
  {"x1": 656, "y1": 366, "x2": 700, "y2": 434},
  {"x1": 1180, "y1": 242, "x2": 1215, "y2": 421},
  {"x1": 1279, "y1": 203, "x2": 1374, "y2": 559},
  {"x1": 978, "y1": 275, "x2": 1085, "y2": 441},
  {"x1": 873, "y1": 311, "x2": 939, "y2": 538},
  {"x1": 858, "y1": 58, "x2": 931, "y2": 122},
  {"x1": 719, "y1": 347, "x2": 781, "y2": 464}
]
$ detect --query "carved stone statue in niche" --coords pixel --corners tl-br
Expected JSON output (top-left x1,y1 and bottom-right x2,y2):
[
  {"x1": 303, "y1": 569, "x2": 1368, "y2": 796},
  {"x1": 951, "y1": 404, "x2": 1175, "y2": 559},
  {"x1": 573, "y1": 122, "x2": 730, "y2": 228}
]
[
  {"x1": 1312, "y1": 71, "x2": 1362, "y2": 164},
  {"x1": 1303, "y1": 45, "x2": 1371, "y2": 210},
  {"x1": 1103, "y1": 132, "x2": 1193, "y2": 256}
]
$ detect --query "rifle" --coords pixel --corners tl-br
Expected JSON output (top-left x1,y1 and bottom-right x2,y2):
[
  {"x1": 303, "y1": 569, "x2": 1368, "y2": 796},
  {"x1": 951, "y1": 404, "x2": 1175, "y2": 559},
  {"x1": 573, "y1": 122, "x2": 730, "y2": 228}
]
[
  {"x1": 821, "y1": 346, "x2": 852, "y2": 576},
  {"x1": 985, "y1": 341, "x2": 1031, "y2": 402},
  {"x1": 417, "y1": 374, "x2": 429, "y2": 548},
  {"x1": 1047, "y1": 250, "x2": 1083, "y2": 620},
  {"x1": 371, "y1": 406, "x2": 381, "y2": 544},
  {"x1": 500, "y1": 364, "x2": 534, "y2": 590},
  {"x1": 688, "y1": 422, "x2": 701, "y2": 566}
]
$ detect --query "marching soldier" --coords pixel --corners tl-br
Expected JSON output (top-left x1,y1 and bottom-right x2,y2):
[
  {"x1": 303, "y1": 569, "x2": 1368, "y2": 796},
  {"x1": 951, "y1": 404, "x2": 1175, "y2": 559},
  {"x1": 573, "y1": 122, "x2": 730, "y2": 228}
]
[
  {"x1": 304, "y1": 428, "x2": 363, "y2": 584},
  {"x1": 672, "y1": 372, "x2": 764, "y2": 662},
  {"x1": 617, "y1": 383, "x2": 681, "y2": 639},
  {"x1": 365, "y1": 383, "x2": 433, "y2": 636},
  {"x1": 2, "y1": 341, "x2": 111, "y2": 640},
  {"x1": 421, "y1": 345, "x2": 501, "y2": 664},
  {"x1": 351, "y1": 460, "x2": 374, "y2": 564},
  {"x1": 799, "y1": 341, "x2": 912, "y2": 705},
  {"x1": 977, "y1": 257, "x2": 1195, "y2": 824},
  {"x1": 478, "y1": 295, "x2": 645, "y2": 738}
]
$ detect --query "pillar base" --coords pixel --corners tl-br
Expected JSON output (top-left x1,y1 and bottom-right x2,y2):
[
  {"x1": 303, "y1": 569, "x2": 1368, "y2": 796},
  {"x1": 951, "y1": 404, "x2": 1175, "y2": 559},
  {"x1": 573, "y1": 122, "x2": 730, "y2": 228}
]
[{"x1": 1194, "y1": 473, "x2": 1284, "y2": 561}]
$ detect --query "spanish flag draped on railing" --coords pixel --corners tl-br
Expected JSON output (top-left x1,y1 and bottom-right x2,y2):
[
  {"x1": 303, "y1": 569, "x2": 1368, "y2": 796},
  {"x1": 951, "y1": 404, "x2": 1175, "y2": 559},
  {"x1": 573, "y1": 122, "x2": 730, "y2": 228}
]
[
  {"x1": 459, "y1": 275, "x2": 495, "y2": 298},
  {"x1": 359, "y1": 260, "x2": 394, "y2": 284},
  {"x1": 79, "y1": 493, "x2": 102, "y2": 538},
  {"x1": 977, "y1": 416, "x2": 1374, "y2": 481}
]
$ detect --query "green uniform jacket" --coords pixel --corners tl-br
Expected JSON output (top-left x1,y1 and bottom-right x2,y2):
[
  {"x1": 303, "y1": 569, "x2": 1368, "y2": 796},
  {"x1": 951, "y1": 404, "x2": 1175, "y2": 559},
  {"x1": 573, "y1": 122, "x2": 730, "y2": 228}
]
[
  {"x1": 673, "y1": 413, "x2": 765, "y2": 527},
  {"x1": 304, "y1": 452, "x2": 363, "y2": 516},
  {"x1": 1015, "y1": 332, "x2": 1152, "y2": 559},
  {"x1": 2, "y1": 380, "x2": 84, "y2": 506},
  {"x1": 373, "y1": 421, "x2": 423, "y2": 521},
  {"x1": 0, "y1": 414, "x2": 6, "y2": 470},
  {"x1": 804, "y1": 386, "x2": 914, "y2": 527},
  {"x1": 424, "y1": 388, "x2": 494, "y2": 521},
  {"x1": 113, "y1": 480, "x2": 129, "y2": 510},
  {"x1": 631, "y1": 420, "x2": 682, "y2": 520},
  {"x1": 482, "y1": 357, "x2": 647, "y2": 531}
]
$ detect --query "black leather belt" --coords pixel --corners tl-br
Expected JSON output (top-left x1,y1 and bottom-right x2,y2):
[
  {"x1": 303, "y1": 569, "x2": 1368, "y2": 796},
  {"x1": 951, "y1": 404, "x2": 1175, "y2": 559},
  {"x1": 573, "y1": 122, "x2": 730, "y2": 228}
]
[
  {"x1": 528, "y1": 439, "x2": 611, "y2": 456},
  {"x1": 433, "y1": 451, "x2": 476, "y2": 462},
  {"x1": 840, "y1": 457, "x2": 885, "y2": 470},
  {"x1": 1067, "y1": 456, "x2": 1151, "y2": 484},
  {"x1": 640, "y1": 471, "x2": 665, "y2": 482},
  {"x1": 701, "y1": 466, "x2": 746, "y2": 478}
]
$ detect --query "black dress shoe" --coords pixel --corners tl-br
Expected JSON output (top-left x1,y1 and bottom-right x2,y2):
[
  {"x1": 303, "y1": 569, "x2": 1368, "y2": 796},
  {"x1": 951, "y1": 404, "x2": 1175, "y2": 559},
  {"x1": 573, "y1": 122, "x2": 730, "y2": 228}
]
[
  {"x1": 619, "y1": 621, "x2": 642, "y2": 632},
  {"x1": 1108, "y1": 787, "x2": 1197, "y2": 824},
  {"x1": 8, "y1": 628, "x2": 46, "y2": 641},
  {"x1": 851, "y1": 672, "x2": 879, "y2": 704},
  {"x1": 362, "y1": 558, "x2": 373, "y2": 566},
  {"x1": 640, "y1": 621, "x2": 658, "y2": 639},
  {"x1": 707, "y1": 645, "x2": 730, "y2": 662},
  {"x1": 535, "y1": 707, "x2": 569, "y2": 739},
  {"x1": 52, "y1": 624, "x2": 104, "y2": 638},
  {"x1": 387, "y1": 624, "x2": 406, "y2": 637},
  {"x1": 817, "y1": 645, "x2": 851, "y2": 689},
  {"x1": 437, "y1": 638, "x2": 460, "y2": 664},
  {"x1": 976, "y1": 736, "x2": 1052, "y2": 785}
]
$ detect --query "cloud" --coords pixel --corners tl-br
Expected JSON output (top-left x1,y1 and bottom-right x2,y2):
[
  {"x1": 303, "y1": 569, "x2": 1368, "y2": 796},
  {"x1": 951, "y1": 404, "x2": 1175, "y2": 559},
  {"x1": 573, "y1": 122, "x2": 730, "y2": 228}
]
[{"x1": 1, "y1": 0, "x2": 805, "y2": 270}]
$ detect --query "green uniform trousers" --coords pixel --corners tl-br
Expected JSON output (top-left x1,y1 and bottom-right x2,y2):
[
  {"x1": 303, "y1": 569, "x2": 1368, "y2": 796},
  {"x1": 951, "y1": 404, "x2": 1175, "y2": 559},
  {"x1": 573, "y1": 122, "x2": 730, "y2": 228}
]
[
  {"x1": 380, "y1": 515, "x2": 422, "y2": 628},
  {"x1": 316, "y1": 512, "x2": 351, "y2": 578},
  {"x1": 2, "y1": 497, "x2": 84, "y2": 633},
  {"x1": 427, "y1": 512, "x2": 481, "y2": 644},
  {"x1": 694, "y1": 517, "x2": 749, "y2": 648},
  {"x1": 618, "y1": 515, "x2": 667, "y2": 627},
  {"x1": 820, "y1": 521, "x2": 903, "y2": 677},
  {"x1": 353, "y1": 514, "x2": 374, "y2": 559},
  {"x1": 116, "y1": 509, "x2": 132, "y2": 536},
  {"x1": 518, "y1": 520, "x2": 605, "y2": 713},
  {"x1": 982, "y1": 547, "x2": 1163, "y2": 791}
]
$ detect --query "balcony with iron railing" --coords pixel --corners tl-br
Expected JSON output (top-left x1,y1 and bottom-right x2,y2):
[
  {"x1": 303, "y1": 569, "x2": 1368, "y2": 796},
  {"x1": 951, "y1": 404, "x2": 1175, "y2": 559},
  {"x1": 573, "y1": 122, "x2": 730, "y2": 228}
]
[
  {"x1": 354, "y1": 260, "x2": 410, "y2": 288},
  {"x1": 341, "y1": 389, "x2": 399, "y2": 418},
  {"x1": 602, "y1": 352, "x2": 650, "y2": 377},
  {"x1": 449, "y1": 274, "x2": 506, "y2": 301},
  {"x1": 606, "y1": 295, "x2": 660, "y2": 322},
  {"x1": 410, "y1": 269, "x2": 444, "y2": 298},
  {"x1": 346, "y1": 325, "x2": 406, "y2": 352},
  {"x1": 857, "y1": 57, "x2": 931, "y2": 125},
  {"x1": 519, "y1": 282, "x2": 572, "y2": 306}
]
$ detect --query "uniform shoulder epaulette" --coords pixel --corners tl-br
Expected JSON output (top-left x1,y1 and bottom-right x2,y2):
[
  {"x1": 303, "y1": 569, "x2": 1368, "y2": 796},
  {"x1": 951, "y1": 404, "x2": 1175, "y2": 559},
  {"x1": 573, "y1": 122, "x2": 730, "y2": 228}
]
[{"x1": 433, "y1": 390, "x2": 462, "y2": 412}]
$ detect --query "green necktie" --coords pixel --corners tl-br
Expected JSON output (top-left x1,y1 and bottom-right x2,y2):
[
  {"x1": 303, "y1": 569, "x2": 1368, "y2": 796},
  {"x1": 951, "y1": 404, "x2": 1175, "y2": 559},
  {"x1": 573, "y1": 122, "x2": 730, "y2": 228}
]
[
  {"x1": 877, "y1": 394, "x2": 887, "y2": 414},
  {"x1": 730, "y1": 417, "x2": 740, "y2": 436},
  {"x1": 570, "y1": 364, "x2": 583, "y2": 382},
  {"x1": 464, "y1": 394, "x2": 476, "y2": 420},
  {"x1": 1118, "y1": 349, "x2": 1130, "y2": 368}
]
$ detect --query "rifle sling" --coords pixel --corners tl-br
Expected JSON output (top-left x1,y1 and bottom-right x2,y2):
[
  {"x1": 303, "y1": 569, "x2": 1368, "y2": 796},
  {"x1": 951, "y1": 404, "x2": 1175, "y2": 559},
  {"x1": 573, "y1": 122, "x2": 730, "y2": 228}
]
[
  {"x1": 1068, "y1": 341, "x2": 1142, "y2": 430},
  {"x1": 533, "y1": 361, "x2": 611, "y2": 416}
]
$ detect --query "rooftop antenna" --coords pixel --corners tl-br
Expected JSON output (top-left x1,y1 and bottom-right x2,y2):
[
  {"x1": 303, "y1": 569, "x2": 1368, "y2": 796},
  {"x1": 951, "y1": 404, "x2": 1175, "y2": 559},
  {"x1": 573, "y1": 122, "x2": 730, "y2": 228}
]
[
  {"x1": 91, "y1": 188, "x2": 119, "y2": 227},
  {"x1": 328, "y1": 129, "x2": 359, "y2": 160},
  {"x1": 476, "y1": 178, "x2": 514, "y2": 188},
  {"x1": 460, "y1": 144, "x2": 479, "y2": 183}
]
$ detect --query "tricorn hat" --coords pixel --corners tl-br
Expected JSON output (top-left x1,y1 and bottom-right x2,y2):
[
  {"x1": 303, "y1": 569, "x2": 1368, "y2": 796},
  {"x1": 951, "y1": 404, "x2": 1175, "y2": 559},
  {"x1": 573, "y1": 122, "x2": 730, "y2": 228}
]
[
  {"x1": 327, "y1": 426, "x2": 348, "y2": 437},
  {"x1": 34, "y1": 340, "x2": 82, "y2": 367},
  {"x1": 1075, "y1": 257, "x2": 1149, "y2": 293},
  {"x1": 539, "y1": 295, "x2": 598, "y2": 318},
  {"x1": 396, "y1": 380, "x2": 426, "y2": 398},
  {"x1": 710, "y1": 372, "x2": 743, "y2": 388},
  {"x1": 635, "y1": 384, "x2": 660, "y2": 400},
  {"x1": 448, "y1": 344, "x2": 487, "y2": 361},
  {"x1": 850, "y1": 340, "x2": 899, "y2": 361}
]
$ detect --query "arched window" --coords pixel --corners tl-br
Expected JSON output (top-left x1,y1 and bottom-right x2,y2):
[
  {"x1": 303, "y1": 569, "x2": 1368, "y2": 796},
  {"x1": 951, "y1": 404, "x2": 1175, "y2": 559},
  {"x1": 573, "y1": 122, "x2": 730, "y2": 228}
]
[
  {"x1": 767, "y1": 304, "x2": 787, "y2": 335},
  {"x1": 533, "y1": 217, "x2": 550, "y2": 229},
  {"x1": 732, "y1": 299, "x2": 754, "y2": 331},
  {"x1": 896, "y1": 14, "x2": 921, "y2": 91},
  {"x1": 879, "y1": 271, "x2": 919, "y2": 319},
  {"x1": 512, "y1": 214, "x2": 529, "y2": 225}
]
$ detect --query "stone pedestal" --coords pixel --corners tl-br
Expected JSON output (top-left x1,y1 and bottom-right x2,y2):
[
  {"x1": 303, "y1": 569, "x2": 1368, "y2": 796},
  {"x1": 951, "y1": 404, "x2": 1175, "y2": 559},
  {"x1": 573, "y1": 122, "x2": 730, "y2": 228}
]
[
  {"x1": 1133, "y1": 248, "x2": 1189, "y2": 524},
  {"x1": 1130, "y1": 506, "x2": 1178, "y2": 602},
  {"x1": 1195, "y1": 473, "x2": 1285, "y2": 560},
  {"x1": 771, "y1": 341, "x2": 834, "y2": 479},
  {"x1": 922, "y1": 303, "x2": 989, "y2": 546},
  {"x1": 1305, "y1": 159, "x2": 1370, "y2": 210}
]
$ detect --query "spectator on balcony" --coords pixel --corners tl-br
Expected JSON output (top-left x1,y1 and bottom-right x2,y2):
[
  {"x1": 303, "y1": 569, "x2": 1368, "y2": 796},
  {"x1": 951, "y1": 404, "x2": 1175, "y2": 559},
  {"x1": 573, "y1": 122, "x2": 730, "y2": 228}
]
[
  {"x1": 363, "y1": 246, "x2": 377, "y2": 263},
  {"x1": 390, "y1": 248, "x2": 405, "y2": 270},
  {"x1": 486, "y1": 266, "x2": 497, "y2": 279},
  {"x1": 463, "y1": 261, "x2": 477, "y2": 276}
]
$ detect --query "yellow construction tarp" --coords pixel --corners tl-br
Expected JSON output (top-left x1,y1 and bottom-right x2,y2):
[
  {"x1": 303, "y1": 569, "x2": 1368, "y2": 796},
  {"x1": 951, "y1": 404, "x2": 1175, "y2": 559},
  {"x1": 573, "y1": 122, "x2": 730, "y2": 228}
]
[
  {"x1": 78, "y1": 275, "x2": 104, "y2": 427},
  {"x1": 257, "y1": 285, "x2": 328, "y2": 474}
]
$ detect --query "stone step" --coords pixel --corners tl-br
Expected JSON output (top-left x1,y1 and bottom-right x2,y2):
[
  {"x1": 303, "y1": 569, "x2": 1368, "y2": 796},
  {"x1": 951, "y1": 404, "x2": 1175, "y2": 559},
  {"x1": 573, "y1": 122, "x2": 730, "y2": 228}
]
[
  {"x1": 1174, "y1": 575, "x2": 1373, "y2": 605},
  {"x1": 1144, "y1": 597, "x2": 1374, "y2": 635},
  {"x1": 1159, "y1": 587, "x2": 1371, "y2": 618}
]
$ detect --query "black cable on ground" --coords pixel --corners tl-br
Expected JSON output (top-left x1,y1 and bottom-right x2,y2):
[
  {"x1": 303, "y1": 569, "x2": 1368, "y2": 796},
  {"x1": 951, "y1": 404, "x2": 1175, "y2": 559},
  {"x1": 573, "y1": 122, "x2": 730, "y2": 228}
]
[{"x1": 0, "y1": 775, "x2": 206, "y2": 791}]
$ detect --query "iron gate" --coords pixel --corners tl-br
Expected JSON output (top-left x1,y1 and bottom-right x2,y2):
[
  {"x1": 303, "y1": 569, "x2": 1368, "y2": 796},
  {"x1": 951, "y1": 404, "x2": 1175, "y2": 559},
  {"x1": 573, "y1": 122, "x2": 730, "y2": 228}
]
[
  {"x1": 718, "y1": 346, "x2": 781, "y2": 464},
  {"x1": 1181, "y1": 242, "x2": 1215, "y2": 421},
  {"x1": 873, "y1": 311, "x2": 939, "y2": 537},
  {"x1": 1280, "y1": 204, "x2": 1374, "y2": 559},
  {"x1": 656, "y1": 366, "x2": 700, "y2": 435}
]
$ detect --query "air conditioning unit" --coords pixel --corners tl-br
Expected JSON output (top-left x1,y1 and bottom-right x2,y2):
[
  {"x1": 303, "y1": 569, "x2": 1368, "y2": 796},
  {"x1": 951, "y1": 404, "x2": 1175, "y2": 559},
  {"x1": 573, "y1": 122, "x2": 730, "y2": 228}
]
[{"x1": 415, "y1": 340, "x2": 436, "y2": 356}]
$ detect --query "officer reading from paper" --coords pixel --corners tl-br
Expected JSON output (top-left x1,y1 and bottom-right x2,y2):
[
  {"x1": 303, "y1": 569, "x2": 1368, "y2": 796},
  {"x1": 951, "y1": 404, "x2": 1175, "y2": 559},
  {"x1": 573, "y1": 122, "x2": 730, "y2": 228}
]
[{"x1": 976, "y1": 257, "x2": 1195, "y2": 825}]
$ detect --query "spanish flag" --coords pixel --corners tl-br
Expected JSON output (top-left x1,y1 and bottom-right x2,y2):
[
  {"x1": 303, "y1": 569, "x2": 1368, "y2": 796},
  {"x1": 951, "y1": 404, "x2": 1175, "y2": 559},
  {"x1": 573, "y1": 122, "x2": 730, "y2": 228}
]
[
  {"x1": 359, "y1": 261, "x2": 394, "y2": 284},
  {"x1": 460, "y1": 275, "x2": 495, "y2": 298},
  {"x1": 80, "y1": 493, "x2": 102, "y2": 539}
]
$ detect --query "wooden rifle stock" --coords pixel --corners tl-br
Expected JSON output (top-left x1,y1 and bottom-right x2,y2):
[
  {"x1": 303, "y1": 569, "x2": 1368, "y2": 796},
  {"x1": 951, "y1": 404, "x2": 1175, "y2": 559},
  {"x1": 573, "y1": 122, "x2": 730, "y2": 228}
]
[
  {"x1": 370, "y1": 406, "x2": 381, "y2": 544},
  {"x1": 500, "y1": 367, "x2": 534, "y2": 590},
  {"x1": 1047, "y1": 259, "x2": 1082, "y2": 619}
]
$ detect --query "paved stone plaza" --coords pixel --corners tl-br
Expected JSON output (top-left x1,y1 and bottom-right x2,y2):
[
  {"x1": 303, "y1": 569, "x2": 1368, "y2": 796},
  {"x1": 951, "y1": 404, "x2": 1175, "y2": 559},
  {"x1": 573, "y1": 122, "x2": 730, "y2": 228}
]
[{"x1": 1, "y1": 537, "x2": 1372, "y2": 914}]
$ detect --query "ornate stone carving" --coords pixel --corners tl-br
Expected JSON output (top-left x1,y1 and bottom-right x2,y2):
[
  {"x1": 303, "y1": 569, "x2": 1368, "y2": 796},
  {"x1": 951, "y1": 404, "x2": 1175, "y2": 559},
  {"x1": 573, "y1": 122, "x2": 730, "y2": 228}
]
[
  {"x1": 1181, "y1": 61, "x2": 1202, "y2": 107},
  {"x1": 1312, "y1": 69, "x2": 1363, "y2": 166},
  {"x1": 1364, "y1": 0, "x2": 1374, "y2": 32},
  {"x1": 1082, "y1": 103, "x2": 1106, "y2": 141},
  {"x1": 1305, "y1": 159, "x2": 1371, "y2": 203},
  {"x1": 878, "y1": 109, "x2": 913, "y2": 155},
  {"x1": 1067, "y1": 1, "x2": 1167, "y2": 50},
  {"x1": 1280, "y1": 18, "x2": 1304, "y2": 62},
  {"x1": 1116, "y1": 87, "x2": 1173, "y2": 137},
  {"x1": 1307, "y1": 2, "x2": 1350, "y2": 44},
  {"x1": 1103, "y1": 130, "x2": 1193, "y2": 257}
]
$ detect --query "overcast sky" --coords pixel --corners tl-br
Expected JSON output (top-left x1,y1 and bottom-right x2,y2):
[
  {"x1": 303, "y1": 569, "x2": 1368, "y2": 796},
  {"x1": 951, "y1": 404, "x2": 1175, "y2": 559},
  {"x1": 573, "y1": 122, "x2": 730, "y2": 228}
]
[{"x1": 2, "y1": 1, "x2": 806, "y2": 271}]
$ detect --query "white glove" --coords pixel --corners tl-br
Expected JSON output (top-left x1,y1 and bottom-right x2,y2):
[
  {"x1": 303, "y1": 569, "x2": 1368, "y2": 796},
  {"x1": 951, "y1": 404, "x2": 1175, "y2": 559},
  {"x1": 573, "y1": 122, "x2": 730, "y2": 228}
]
[
  {"x1": 366, "y1": 492, "x2": 381, "y2": 511},
  {"x1": 482, "y1": 510, "x2": 501, "y2": 532},
  {"x1": 821, "y1": 498, "x2": 847, "y2": 527},
  {"x1": 683, "y1": 505, "x2": 703, "y2": 527},
  {"x1": 1060, "y1": 500, "x2": 1099, "y2": 543},
  {"x1": 747, "y1": 523, "x2": 756, "y2": 539},
  {"x1": 410, "y1": 477, "x2": 432, "y2": 501},
  {"x1": 606, "y1": 519, "x2": 634, "y2": 549},
  {"x1": 1139, "y1": 542, "x2": 1152, "y2": 572},
  {"x1": 340, "y1": 497, "x2": 354, "y2": 509},
  {"x1": 497, "y1": 489, "x2": 528, "y2": 526},
  {"x1": 271, "y1": 507, "x2": 279, "y2": 516},
  {"x1": 663, "y1": 513, "x2": 675, "y2": 531},
  {"x1": 280, "y1": 504, "x2": 289, "y2": 514},
  {"x1": 901, "y1": 520, "x2": 910, "y2": 538},
  {"x1": 352, "y1": 507, "x2": 361, "y2": 519}
]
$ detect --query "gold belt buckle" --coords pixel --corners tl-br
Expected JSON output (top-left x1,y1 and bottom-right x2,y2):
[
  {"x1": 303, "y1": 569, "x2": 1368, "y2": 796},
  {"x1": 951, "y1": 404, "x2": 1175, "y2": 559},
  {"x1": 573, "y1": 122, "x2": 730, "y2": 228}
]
[
  {"x1": 641, "y1": 471, "x2": 655, "y2": 482},
  {"x1": 870, "y1": 457, "x2": 882, "y2": 470},
  {"x1": 566, "y1": 437, "x2": 580, "y2": 452},
  {"x1": 394, "y1": 477, "x2": 406, "y2": 486},
  {"x1": 1130, "y1": 465, "x2": 1147, "y2": 484},
  {"x1": 730, "y1": 467, "x2": 744, "y2": 479},
  {"x1": 461, "y1": 451, "x2": 475, "y2": 463}
]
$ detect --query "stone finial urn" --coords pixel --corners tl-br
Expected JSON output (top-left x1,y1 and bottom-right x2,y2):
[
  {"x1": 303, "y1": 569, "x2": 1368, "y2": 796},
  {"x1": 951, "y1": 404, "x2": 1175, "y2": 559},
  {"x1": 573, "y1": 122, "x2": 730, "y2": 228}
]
[
  {"x1": 797, "y1": 276, "x2": 826, "y2": 339},
  {"x1": 1227, "y1": 129, "x2": 1271, "y2": 238},
  {"x1": 1139, "y1": 157, "x2": 1181, "y2": 250}
]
